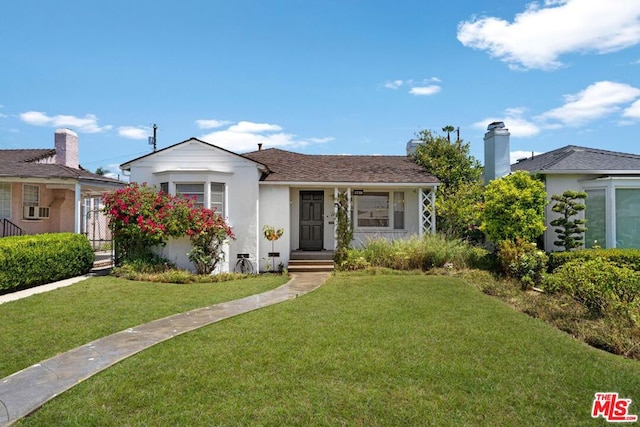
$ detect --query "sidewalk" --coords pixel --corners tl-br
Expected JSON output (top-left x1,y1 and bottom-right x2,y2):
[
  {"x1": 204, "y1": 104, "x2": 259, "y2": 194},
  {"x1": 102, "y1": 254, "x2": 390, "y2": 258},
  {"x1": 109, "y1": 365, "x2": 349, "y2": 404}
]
[{"x1": 0, "y1": 271, "x2": 331, "y2": 426}]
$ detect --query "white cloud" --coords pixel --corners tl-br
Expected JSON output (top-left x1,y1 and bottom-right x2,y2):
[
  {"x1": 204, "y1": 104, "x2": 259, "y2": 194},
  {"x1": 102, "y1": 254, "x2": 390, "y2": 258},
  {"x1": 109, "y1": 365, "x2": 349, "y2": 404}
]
[
  {"x1": 473, "y1": 108, "x2": 541, "y2": 137},
  {"x1": 537, "y1": 81, "x2": 640, "y2": 126},
  {"x1": 118, "y1": 126, "x2": 151, "y2": 140},
  {"x1": 0, "y1": 113, "x2": 7, "y2": 118},
  {"x1": 19, "y1": 111, "x2": 112, "y2": 133},
  {"x1": 384, "y1": 80, "x2": 404, "y2": 89},
  {"x1": 510, "y1": 150, "x2": 543, "y2": 164},
  {"x1": 383, "y1": 77, "x2": 442, "y2": 95},
  {"x1": 227, "y1": 121, "x2": 282, "y2": 133},
  {"x1": 458, "y1": 0, "x2": 640, "y2": 70},
  {"x1": 410, "y1": 85, "x2": 442, "y2": 96},
  {"x1": 623, "y1": 99, "x2": 640, "y2": 119},
  {"x1": 195, "y1": 119, "x2": 231, "y2": 129},
  {"x1": 199, "y1": 120, "x2": 332, "y2": 152}
]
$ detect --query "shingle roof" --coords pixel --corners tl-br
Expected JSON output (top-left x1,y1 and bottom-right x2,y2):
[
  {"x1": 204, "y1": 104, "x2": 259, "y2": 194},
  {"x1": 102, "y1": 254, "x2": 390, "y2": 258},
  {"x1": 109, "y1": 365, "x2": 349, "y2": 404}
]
[
  {"x1": 243, "y1": 148, "x2": 438, "y2": 184},
  {"x1": 511, "y1": 145, "x2": 640, "y2": 173},
  {"x1": 0, "y1": 148, "x2": 123, "y2": 184}
]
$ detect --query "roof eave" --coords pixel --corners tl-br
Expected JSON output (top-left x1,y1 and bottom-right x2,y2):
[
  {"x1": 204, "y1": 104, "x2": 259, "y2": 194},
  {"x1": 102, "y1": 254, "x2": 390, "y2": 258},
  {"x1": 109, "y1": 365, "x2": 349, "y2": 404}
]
[{"x1": 257, "y1": 181, "x2": 439, "y2": 188}]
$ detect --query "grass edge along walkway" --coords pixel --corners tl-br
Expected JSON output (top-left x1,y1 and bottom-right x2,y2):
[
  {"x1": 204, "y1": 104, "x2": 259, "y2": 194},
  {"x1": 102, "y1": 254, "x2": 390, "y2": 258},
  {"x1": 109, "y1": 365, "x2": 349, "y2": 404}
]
[{"x1": 0, "y1": 272, "x2": 331, "y2": 426}]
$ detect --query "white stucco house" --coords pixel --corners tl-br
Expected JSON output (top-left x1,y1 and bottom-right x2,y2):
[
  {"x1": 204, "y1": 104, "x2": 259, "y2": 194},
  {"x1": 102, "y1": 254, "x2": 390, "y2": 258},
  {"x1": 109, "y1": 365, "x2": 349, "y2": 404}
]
[
  {"x1": 120, "y1": 138, "x2": 439, "y2": 272},
  {"x1": 484, "y1": 122, "x2": 640, "y2": 251}
]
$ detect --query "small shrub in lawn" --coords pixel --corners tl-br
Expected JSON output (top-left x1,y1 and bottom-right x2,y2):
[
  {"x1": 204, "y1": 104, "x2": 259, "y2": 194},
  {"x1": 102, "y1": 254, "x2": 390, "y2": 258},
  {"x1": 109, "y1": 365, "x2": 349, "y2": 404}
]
[
  {"x1": 497, "y1": 239, "x2": 548, "y2": 289},
  {"x1": 544, "y1": 258, "x2": 640, "y2": 322},
  {"x1": 339, "y1": 248, "x2": 371, "y2": 271}
]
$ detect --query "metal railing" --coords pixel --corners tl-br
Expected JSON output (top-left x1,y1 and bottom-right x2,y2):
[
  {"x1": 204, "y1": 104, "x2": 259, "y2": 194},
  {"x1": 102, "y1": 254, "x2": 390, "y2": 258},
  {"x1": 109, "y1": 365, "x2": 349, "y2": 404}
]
[{"x1": 1, "y1": 218, "x2": 25, "y2": 238}]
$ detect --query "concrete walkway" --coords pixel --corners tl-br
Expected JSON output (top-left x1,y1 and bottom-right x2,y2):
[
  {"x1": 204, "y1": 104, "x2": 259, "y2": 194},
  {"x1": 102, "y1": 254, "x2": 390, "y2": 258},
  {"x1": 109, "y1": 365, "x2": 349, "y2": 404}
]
[{"x1": 0, "y1": 272, "x2": 331, "y2": 426}]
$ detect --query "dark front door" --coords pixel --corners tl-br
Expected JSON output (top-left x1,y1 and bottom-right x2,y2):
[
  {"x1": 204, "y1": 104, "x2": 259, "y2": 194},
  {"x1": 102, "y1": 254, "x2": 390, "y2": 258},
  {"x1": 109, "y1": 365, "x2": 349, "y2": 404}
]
[{"x1": 300, "y1": 191, "x2": 324, "y2": 250}]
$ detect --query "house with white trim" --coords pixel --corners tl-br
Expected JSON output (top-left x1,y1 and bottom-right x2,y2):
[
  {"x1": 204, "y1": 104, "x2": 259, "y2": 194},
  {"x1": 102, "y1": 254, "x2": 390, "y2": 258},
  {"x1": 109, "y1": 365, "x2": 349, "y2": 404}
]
[
  {"x1": 120, "y1": 138, "x2": 439, "y2": 272},
  {"x1": 484, "y1": 122, "x2": 640, "y2": 251}
]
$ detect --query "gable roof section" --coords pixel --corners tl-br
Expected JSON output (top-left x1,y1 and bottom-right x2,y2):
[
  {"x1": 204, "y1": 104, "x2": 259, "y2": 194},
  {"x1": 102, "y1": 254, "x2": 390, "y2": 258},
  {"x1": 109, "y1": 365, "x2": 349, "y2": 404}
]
[
  {"x1": 120, "y1": 137, "x2": 268, "y2": 171},
  {"x1": 512, "y1": 145, "x2": 640, "y2": 174},
  {"x1": 243, "y1": 148, "x2": 438, "y2": 184},
  {"x1": 0, "y1": 148, "x2": 123, "y2": 184}
]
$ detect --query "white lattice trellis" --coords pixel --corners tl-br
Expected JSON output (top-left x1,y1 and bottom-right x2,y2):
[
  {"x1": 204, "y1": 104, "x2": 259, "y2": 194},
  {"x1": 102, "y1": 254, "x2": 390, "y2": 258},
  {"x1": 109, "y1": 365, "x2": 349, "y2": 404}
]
[{"x1": 419, "y1": 188, "x2": 436, "y2": 236}]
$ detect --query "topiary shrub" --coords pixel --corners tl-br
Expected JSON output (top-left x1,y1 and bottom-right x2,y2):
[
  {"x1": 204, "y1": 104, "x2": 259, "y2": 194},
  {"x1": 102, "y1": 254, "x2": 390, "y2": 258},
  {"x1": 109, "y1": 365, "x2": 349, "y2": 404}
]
[{"x1": 0, "y1": 233, "x2": 94, "y2": 292}]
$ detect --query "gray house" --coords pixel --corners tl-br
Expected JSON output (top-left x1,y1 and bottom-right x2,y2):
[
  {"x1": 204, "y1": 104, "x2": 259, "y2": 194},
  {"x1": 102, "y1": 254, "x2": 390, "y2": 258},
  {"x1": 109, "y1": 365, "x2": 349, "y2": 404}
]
[{"x1": 492, "y1": 134, "x2": 640, "y2": 250}]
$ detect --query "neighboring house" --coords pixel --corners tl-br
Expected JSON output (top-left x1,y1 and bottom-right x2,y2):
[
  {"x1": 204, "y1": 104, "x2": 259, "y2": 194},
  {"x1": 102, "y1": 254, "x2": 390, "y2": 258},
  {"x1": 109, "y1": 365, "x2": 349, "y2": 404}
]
[
  {"x1": 484, "y1": 122, "x2": 640, "y2": 251},
  {"x1": 120, "y1": 138, "x2": 439, "y2": 272},
  {"x1": 0, "y1": 129, "x2": 125, "y2": 240},
  {"x1": 512, "y1": 145, "x2": 640, "y2": 251}
]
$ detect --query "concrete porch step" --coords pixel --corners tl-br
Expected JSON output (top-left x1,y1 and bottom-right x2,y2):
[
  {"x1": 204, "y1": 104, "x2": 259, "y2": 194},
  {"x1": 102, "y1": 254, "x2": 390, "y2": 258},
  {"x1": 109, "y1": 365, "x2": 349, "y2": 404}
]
[
  {"x1": 287, "y1": 260, "x2": 335, "y2": 272},
  {"x1": 290, "y1": 250, "x2": 335, "y2": 261}
]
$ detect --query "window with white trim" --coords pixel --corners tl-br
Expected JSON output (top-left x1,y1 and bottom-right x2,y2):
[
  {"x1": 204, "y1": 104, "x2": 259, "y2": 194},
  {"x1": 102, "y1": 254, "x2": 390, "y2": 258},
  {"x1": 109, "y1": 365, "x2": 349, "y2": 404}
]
[
  {"x1": 210, "y1": 183, "x2": 225, "y2": 214},
  {"x1": 357, "y1": 192, "x2": 390, "y2": 227},
  {"x1": 176, "y1": 183, "x2": 205, "y2": 208},
  {"x1": 23, "y1": 184, "x2": 39, "y2": 207},
  {"x1": 355, "y1": 191, "x2": 406, "y2": 229},
  {"x1": 393, "y1": 191, "x2": 405, "y2": 230},
  {"x1": 0, "y1": 183, "x2": 11, "y2": 219}
]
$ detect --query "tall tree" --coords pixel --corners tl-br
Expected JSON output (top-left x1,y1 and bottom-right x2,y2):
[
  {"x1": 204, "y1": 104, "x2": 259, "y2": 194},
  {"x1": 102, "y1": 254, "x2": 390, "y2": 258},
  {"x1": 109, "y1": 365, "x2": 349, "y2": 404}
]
[
  {"x1": 412, "y1": 129, "x2": 483, "y2": 240},
  {"x1": 95, "y1": 166, "x2": 108, "y2": 176}
]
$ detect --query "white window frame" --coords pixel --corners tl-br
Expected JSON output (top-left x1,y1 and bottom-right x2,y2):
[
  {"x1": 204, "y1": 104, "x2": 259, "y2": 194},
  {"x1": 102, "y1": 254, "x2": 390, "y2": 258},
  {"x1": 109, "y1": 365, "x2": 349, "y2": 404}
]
[
  {"x1": 23, "y1": 184, "x2": 39, "y2": 207},
  {"x1": 210, "y1": 182, "x2": 225, "y2": 215},
  {"x1": 0, "y1": 183, "x2": 11, "y2": 219},
  {"x1": 175, "y1": 183, "x2": 205, "y2": 208},
  {"x1": 354, "y1": 191, "x2": 405, "y2": 230}
]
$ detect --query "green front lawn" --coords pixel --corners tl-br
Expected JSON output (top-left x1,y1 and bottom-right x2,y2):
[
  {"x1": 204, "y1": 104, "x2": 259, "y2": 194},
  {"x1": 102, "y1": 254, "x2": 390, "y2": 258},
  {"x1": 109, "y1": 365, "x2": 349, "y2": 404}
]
[
  {"x1": 12, "y1": 272, "x2": 640, "y2": 426},
  {"x1": 0, "y1": 275, "x2": 287, "y2": 378}
]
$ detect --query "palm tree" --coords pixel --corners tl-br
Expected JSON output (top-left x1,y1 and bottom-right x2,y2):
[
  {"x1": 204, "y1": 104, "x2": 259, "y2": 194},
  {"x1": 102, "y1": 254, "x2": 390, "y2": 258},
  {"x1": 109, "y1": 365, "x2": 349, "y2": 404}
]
[{"x1": 442, "y1": 125, "x2": 455, "y2": 142}]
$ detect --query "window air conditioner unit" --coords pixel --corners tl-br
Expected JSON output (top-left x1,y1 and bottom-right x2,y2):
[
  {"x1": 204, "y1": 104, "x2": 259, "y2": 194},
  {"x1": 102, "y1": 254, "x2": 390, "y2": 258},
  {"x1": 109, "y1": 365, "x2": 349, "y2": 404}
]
[
  {"x1": 38, "y1": 206, "x2": 50, "y2": 219},
  {"x1": 23, "y1": 206, "x2": 50, "y2": 219},
  {"x1": 24, "y1": 206, "x2": 38, "y2": 219}
]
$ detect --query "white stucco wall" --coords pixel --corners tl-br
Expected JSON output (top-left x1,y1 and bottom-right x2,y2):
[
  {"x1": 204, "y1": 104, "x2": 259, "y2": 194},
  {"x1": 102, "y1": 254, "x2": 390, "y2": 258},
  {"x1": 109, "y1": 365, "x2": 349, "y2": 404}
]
[
  {"x1": 124, "y1": 140, "x2": 262, "y2": 272},
  {"x1": 258, "y1": 185, "x2": 291, "y2": 272}
]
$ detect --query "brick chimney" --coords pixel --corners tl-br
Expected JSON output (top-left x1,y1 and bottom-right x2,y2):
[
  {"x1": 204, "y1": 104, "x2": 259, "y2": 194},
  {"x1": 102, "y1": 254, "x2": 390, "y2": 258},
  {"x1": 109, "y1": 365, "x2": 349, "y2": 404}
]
[
  {"x1": 54, "y1": 128, "x2": 79, "y2": 169},
  {"x1": 483, "y1": 122, "x2": 510, "y2": 184}
]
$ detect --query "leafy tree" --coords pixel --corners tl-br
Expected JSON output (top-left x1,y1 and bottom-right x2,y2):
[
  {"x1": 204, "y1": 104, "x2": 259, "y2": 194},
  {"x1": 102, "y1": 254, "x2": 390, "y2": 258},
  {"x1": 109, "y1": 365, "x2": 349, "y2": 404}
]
[
  {"x1": 412, "y1": 129, "x2": 483, "y2": 240},
  {"x1": 95, "y1": 166, "x2": 108, "y2": 176},
  {"x1": 550, "y1": 190, "x2": 587, "y2": 251},
  {"x1": 481, "y1": 171, "x2": 547, "y2": 244}
]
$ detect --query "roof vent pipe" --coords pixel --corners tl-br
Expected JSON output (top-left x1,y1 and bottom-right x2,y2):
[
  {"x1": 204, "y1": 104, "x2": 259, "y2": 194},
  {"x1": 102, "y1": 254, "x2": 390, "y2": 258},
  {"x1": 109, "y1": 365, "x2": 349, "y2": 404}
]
[{"x1": 258, "y1": 143, "x2": 263, "y2": 151}]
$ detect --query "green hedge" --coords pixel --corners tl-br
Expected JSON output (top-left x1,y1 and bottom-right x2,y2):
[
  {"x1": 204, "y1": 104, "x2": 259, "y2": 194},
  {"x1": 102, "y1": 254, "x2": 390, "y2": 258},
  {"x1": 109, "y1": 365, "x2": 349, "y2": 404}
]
[
  {"x1": 548, "y1": 248, "x2": 640, "y2": 272},
  {"x1": 0, "y1": 233, "x2": 94, "y2": 292}
]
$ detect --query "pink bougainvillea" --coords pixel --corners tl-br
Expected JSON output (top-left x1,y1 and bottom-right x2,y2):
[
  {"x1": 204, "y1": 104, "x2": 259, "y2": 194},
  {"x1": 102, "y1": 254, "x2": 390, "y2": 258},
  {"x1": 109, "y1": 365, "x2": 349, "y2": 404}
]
[{"x1": 102, "y1": 183, "x2": 234, "y2": 273}]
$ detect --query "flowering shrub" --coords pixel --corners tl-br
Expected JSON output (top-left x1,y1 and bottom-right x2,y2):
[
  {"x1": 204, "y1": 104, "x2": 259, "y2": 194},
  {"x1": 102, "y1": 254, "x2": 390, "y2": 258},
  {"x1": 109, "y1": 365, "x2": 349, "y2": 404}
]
[
  {"x1": 187, "y1": 207, "x2": 235, "y2": 274},
  {"x1": 102, "y1": 183, "x2": 234, "y2": 274}
]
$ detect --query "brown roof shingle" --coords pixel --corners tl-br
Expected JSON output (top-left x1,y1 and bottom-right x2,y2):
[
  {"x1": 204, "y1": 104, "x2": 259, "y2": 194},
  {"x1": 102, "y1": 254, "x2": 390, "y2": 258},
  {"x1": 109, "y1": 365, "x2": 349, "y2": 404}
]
[
  {"x1": 243, "y1": 148, "x2": 438, "y2": 184},
  {"x1": 0, "y1": 148, "x2": 123, "y2": 184}
]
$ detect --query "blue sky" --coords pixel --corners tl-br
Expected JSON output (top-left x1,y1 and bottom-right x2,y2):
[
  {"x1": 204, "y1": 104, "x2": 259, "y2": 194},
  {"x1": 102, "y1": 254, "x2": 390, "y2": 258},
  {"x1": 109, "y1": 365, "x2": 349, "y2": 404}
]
[{"x1": 1, "y1": 0, "x2": 640, "y2": 179}]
